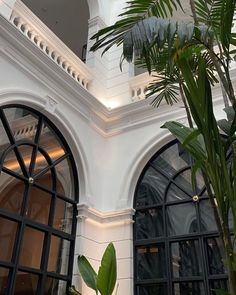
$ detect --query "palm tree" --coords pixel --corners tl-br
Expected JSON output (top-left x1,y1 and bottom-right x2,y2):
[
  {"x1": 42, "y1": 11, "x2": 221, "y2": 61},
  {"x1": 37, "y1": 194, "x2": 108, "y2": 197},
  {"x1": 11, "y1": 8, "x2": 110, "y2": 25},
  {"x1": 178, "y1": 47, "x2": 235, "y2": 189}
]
[{"x1": 90, "y1": 1, "x2": 236, "y2": 294}]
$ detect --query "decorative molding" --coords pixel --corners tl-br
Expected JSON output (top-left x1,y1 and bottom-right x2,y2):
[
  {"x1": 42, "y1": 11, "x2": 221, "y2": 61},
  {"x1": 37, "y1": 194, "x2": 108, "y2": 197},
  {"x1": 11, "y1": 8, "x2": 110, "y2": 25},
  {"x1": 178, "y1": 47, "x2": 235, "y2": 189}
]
[
  {"x1": 10, "y1": 0, "x2": 93, "y2": 90},
  {"x1": 77, "y1": 204, "x2": 135, "y2": 226},
  {"x1": 129, "y1": 72, "x2": 156, "y2": 101},
  {"x1": 0, "y1": 13, "x2": 235, "y2": 138},
  {"x1": 88, "y1": 16, "x2": 106, "y2": 29},
  {"x1": 45, "y1": 96, "x2": 58, "y2": 113}
]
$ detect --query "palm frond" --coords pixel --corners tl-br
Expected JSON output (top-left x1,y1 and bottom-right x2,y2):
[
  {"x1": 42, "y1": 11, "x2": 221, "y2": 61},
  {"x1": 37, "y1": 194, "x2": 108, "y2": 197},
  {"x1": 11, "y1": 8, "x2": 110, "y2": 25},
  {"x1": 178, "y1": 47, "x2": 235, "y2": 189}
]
[
  {"x1": 91, "y1": 0, "x2": 182, "y2": 54},
  {"x1": 147, "y1": 75, "x2": 180, "y2": 107}
]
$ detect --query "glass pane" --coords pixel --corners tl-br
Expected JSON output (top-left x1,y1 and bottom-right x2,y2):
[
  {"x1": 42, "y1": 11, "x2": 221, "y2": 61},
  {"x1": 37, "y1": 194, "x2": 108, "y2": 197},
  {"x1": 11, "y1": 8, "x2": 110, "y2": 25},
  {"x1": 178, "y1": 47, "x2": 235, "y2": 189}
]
[
  {"x1": 55, "y1": 158, "x2": 75, "y2": 199},
  {"x1": 173, "y1": 282, "x2": 205, "y2": 295},
  {"x1": 3, "y1": 149, "x2": 22, "y2": 174},
  {"x1": 47, "y1": 236, "x2": 70, "y2": 275},
  {"x1": 44, "y1": 278, "x2": 67, "y2": 295},
  {"x1": 152, "y1": 142, "x2": 191, "y2": 177},
  {"x1": 39, "y1": 122, "x2": 65, "y2": 162},
  {"x1": 34, "y1": 170, "x2": 53, "y2": 191},
  {"x1": 27, "y1": 187, "x2": 52, "y2": 225},
  {"x1": 0, "y1": 217, "x2": 17, "y2": 262},
  {"x1": 53, "y1": 198, "x2": 73, "y2": 234},
  {"x1": 33, "y1": 151, "x2": 49, "y2": 174},
  {"x1": 136, "y1": 167, "x2": 168, "y2": 207},
  {"x1": 174, "y1": 169, "x2": 194, "y2": 196},
  {"x1": 167, "y1": 203, "x2": 198, "y2": 236},
  {"x1": 3, "y1": 107, "x2": 38, "y2": 143},
  {"x1": 195, "y1": 170, "x2": 205, "y2": 194},
  {"x1": 200, "y1": 200, "x2": 218, "y2": 232},
  {"x1": 14, "y1": 271, "x2": 38, "y2": 295},
  {"x1": 0, "y1": 267, "x2": 9, "y2": 294},
  {"x1": 19, "y1": 227, "x2": 44, "y2": 269},
  {"x1": 0, "y1": 173, "x2": 24, "y2": 214},
  {"x1": 167, "y1": 184, "x2": 191, "y2": 202},
  {"x1": 0, "y1": 118, "x2": 10, "y2": 157},
  {"x1": 210, "y1": 280, "x2": 228, "y2": 295},
  {"x1": 137, "y1": 284, "x2": 166, "y2": 295},
  {"x1": 17, "y1": 145, "x2": 34, "y2": 171},
  {"x1": 136, "y1": 244, "x2": 166, "y2": 280},
  {"x1": 206, "y1": 237, "x2": 226, "y2": 275},
  {"x1": 136, "y1": 208, "x2": 164, "y2": 240},
  {"x1": 171, "y1": 240, "x2": 202, "y2": 277}
]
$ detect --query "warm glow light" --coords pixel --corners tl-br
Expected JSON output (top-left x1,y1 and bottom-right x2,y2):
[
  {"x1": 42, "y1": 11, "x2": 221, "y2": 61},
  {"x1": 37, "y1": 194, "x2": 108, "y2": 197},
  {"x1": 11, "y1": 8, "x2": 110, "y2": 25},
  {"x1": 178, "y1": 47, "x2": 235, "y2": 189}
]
[
  {"x1": 84, "y1": 217, "x2": 133, "y2": 228},
  {"x1": 4, "y1": 148, "x2": 65, "y2": 170},
  {"x1": 104, "y1": 100, "x2": 121, "y2": 110}
]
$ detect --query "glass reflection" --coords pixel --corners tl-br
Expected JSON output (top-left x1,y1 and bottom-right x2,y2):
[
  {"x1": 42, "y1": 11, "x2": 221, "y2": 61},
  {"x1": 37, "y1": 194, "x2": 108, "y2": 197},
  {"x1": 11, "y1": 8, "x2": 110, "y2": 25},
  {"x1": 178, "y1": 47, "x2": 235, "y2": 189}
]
[
  {"x1": 14, "y1": 272, "x2": 38, "y2": 295},
  {"x1": 206, "y1": 238, "x2": 225, "y2": 275},
  {"x1": 55, "y1": 158, "x2": 74, "y2": 199},
  {"x1": 174, "y1": 282, "x2": 205, "y2": 295},
  {"x1": 44, "y1": 278, "x2": 67, "y2": 295},
  {"x1": 47, "y1": 236, "x2": 70, "y2": 275},
  {"x1": 27, "y1": 187, "x2": 52, "y2": 225},
  {"x1": 0, "y1": 267, "x2": 9, "y2": 295},
  {"x1": 0, "y1": 217, "x2": 17, "y2": 262},
  {"x1": 167, "y1": 184, "x2": 190, "y2": 202},
  {"x1": 137, "y1": 284, "x2": 166, "y2": 295},
  {"x1": 19, "y1": 227, "x2": 44, "y2": 269},
  {"x1": 53, "y1": 198, "x2": 72, "y2": 234},
  {"x1": 136, "y1": 208, "x2": 164, "y2": 239},
  {"x1": 171, "y1": 240, "x2": 202, "y2": 277},
  {"x1": 3, "y1": 108, "x2": 38, "y2": 143},
  {"x1": 3, "y1": 149, "x2": 22, "y2": 174},
  {"x1": 174, "y1": 169, "x2": 194, "y2": 196},
  {"x1": 0, "y1": 173, "x2": 24, "y2": 214},
  {"x1": 152, "y1": 143, "x2": 191, "y2": 177},
  {"x1": 39, "y1": 122, "x2": 65, "y2": 162},
  {"x1": 137, "y1": 245, "x2": 166, "y2": 280},
  {"x1": 0, "y1": 119, "x2": 10, "y2": 157},
  {"x1": 200, "y1": 200, "x2": 218, "y2": 232},
  {"x1": 136, "y1": 167, "x2": 168, "y2": 207},
  {"x1": 17, "y1": 145, "x2": 34, "y2": 171},
  {"x1": 167, "y1": 203, "x2": 197, "y2": 236}
]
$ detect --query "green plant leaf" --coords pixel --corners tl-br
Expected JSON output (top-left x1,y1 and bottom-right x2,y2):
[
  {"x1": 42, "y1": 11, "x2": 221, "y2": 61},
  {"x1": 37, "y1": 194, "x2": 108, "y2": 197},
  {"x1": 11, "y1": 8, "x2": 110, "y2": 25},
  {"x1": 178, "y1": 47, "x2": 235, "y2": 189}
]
[
  {"x1": 68, "y1": 286, "x2": 81, "y2": 295},
  {"x1": 77, "y1": 255, "x2": 98, "y2": 292},
  {"x1": 97, "y1": 243, "x2": 117, "y2": 295},
  {"x1": 162, "y1": 121, "x2": 206, "y2": 161},
  {"x1": 212, "y1": 289, "x2": 230, "y2": 295}
]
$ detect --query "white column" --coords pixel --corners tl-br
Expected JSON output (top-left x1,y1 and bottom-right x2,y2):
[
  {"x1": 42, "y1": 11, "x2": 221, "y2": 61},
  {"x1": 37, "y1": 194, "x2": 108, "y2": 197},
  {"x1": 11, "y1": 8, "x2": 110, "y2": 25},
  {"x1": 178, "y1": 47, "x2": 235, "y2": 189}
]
[
  {"x1": 73, "y1": 205, "x2": 135, "y2": 295},
  {"x1": 86, "y1": 16, "x2": 109, "y2": 105}
]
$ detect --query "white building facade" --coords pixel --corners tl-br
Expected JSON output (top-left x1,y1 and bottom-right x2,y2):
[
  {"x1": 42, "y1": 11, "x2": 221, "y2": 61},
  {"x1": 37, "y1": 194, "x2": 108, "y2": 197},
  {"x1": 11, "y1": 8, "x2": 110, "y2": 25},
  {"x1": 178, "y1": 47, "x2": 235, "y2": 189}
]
[{"x1": 0, "y1": 0, "x2": 234, "y2": 294}]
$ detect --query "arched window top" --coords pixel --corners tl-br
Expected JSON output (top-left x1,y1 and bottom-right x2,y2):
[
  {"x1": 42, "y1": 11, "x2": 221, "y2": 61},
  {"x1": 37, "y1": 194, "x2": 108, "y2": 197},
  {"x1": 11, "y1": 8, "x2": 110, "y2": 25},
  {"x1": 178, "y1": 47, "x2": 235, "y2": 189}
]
[
  {"x1": 135, "y1": 140, "x2": 205, "y2": 208},
  {"x1": 0, "y1": 105, "x2": 78, "y2": 201}
]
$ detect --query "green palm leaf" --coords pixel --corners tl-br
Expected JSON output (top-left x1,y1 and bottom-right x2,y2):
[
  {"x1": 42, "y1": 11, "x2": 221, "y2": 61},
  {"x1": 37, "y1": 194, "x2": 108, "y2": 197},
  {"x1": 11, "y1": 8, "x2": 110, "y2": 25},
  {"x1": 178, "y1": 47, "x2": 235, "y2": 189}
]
[
  {"x1": 97, "y1": 243, "x2": 117, "y2": 295},
  {"x1": 77, "y1": 256, "x2": 98, "y2": 293}
]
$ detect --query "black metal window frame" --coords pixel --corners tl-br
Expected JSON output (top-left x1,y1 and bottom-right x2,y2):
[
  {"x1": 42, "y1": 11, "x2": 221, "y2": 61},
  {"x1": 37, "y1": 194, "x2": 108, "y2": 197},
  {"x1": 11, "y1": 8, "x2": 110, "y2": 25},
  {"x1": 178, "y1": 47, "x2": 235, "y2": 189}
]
[
  {"x1": 0, "y1": 104, "x2": 79, "y2": 294},
  {"x1": 133, "y1": 139, "x2": 228, "y2": 295}
]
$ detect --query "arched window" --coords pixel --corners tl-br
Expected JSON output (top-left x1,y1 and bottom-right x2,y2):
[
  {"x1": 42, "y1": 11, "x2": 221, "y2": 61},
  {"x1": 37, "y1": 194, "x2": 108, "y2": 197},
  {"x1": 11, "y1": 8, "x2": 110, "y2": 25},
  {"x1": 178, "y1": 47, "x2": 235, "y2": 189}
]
[
  {"x1": 0, "y1": 105, "x2": 78, "y2": 295},
  {"x1": 134, "y1": 140, "x2": 229, "y2": 295}
]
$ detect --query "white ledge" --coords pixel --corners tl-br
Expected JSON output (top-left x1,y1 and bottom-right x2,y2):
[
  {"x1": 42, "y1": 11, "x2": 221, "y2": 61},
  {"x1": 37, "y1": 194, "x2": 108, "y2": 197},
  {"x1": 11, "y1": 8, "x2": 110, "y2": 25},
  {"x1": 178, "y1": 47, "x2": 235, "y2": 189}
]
[{"x1": 77, "y1": 204, "x2": 135, "y2": 226}]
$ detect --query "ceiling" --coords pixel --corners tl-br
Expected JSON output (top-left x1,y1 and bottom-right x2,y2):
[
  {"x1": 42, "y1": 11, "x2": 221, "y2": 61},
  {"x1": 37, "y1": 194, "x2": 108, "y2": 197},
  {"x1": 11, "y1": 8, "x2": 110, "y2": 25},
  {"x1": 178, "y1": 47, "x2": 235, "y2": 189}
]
[{"x1": 22, "y1": 0, "x2": 89, "y2": 60}]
